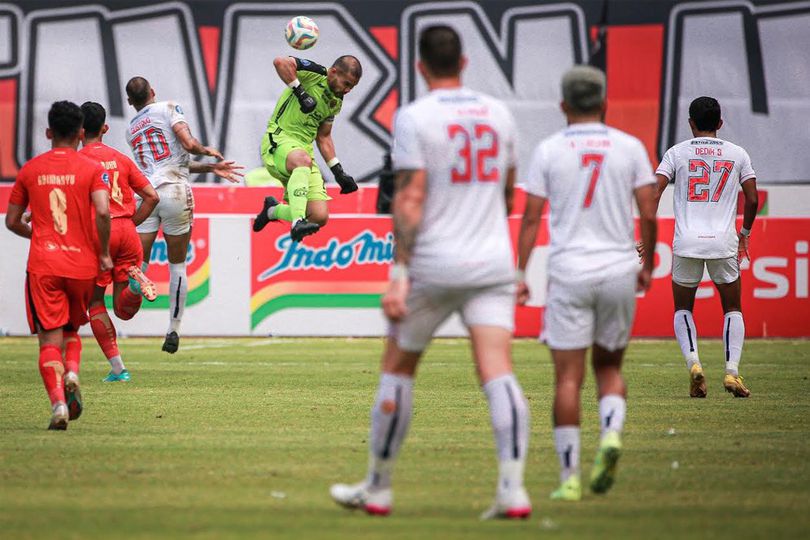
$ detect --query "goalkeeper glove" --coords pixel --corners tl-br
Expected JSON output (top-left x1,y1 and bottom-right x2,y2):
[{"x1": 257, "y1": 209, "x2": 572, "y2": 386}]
[
  {"x1": 330, "y1": 163, "x2": 358, "y2": 194},
  {"x1": 292, "y1": 85, "x2": 316, "y2": 114}
]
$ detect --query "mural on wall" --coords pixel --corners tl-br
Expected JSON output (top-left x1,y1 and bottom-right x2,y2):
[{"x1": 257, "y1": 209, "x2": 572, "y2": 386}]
[{"x1": 0, "y1": 0, "x2": 808, "y2": 185}]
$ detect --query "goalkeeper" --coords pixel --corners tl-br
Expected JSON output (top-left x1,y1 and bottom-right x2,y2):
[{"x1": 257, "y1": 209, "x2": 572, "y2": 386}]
[{"x1": 253, "y1": 55, "x2": 362, "y2": 242}]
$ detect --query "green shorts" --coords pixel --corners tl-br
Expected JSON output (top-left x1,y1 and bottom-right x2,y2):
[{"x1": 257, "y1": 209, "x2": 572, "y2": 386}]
[{"x1": 261, "y1": 130, "x2": 330, "y2": 202}]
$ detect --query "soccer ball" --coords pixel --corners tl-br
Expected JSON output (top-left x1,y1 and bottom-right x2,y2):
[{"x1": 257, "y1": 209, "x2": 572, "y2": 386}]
[{"x1": 285, "y1": 16, "x2": 319, "y2": 50}]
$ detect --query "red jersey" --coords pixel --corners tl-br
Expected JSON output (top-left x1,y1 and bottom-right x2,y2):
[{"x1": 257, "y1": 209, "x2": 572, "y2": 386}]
[
  {"x1": 9, "y1": 147, "x2": 110, "y2": 279},
  {"x1": 80, "y1": 142, "x2": 150, "y2": 219}
]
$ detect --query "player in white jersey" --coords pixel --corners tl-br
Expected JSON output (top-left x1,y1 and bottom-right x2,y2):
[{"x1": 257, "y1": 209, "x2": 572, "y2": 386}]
[
  {"x1": 517, "y1": 66, "x2": 657, "y2": 501},
  {"x1": 330, "y1": 26, "x2": 531, "y2": 520},
  {"x1": 125, "y1": 76, "x2": 243, "y2": 353},
  {"x1": 653, "y1": 96, "x2": 758, "y2": 398}
]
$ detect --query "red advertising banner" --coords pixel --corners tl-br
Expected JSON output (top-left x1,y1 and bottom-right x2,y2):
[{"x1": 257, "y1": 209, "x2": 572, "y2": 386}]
[
  {"x1": 251, "y1": 218, "x2": 392, "y2": 329},
  {"x1": 251, "y1": 216, "x2": 810, "y2": 338}
]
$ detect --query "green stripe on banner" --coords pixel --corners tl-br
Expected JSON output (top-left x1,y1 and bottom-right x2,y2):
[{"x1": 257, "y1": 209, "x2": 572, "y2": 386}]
[
  {"x1": 251, "y1": 293, "x2": 382, "y2": 329},
  {"x1": 105, "y1": 279, "x2": 210, "y2": 310}
]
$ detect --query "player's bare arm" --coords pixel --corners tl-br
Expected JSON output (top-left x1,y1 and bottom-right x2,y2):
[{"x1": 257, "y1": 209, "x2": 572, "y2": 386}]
[
  {"x1": 274, "y1": 56, "x2": 316, "y2": 113},
  {"x1": 316, "y1": 121, "x2": 357, "y2": 194},
  {"x1": 652, "y1": 173, "x2": 670, "y2": 214},
  {"x1": 131, "y1": 183, "x2": 159, "y2": 226},
  {"x1": 5, "y1": 203, "x2": 32, "y2": 239},
  {"x1": 738, "y1": 177, "x2": 758, "y2": 261},
  {"x1": 383, "y1": 168, "x2": 426, "y2": 322},
  {"x1": 92, "y1": 188, "x2": 113, "y2": 272},
  {"x1": 172, "y1": 122, "x2": 223, "y2": 160},
  {"x1": 189, "y1": 160, "x2": 245, "y2": 184},
  {"x1": 634, "y1": 183, "x2": 658, "y2": 292},
  {"x1": 516, "y1": 193, "x2": 546, "y2": 305},
  {"x1": 504, "y1": 167, "x2": 516, "y2": 215}
]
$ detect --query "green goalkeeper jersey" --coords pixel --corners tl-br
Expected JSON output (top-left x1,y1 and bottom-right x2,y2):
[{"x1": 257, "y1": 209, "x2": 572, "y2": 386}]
[{"x1": 266, "y1": 57, "x2": 343, "y2": 146}]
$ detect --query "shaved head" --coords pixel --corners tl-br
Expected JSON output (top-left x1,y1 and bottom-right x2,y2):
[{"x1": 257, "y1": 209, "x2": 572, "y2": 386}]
[
  {"x1": 332, "y1": 55, "x2": 362, "y2": 79},
  {"x1": 125, "y1": 76, "x2": 152, "y2": 109}
]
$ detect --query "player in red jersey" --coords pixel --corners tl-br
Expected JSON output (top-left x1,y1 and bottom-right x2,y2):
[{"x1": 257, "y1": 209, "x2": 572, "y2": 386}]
[
  {"x1": 5, "y1": 100, "x2": 113, "y2": 430},
  {"x1": 80, "y1": 101, "x2": 160, "y2": 383}
]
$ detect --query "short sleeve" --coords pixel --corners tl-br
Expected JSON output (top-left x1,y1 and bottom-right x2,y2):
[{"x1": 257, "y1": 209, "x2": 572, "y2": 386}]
[
  {"x1": 739, "y1": 150, "x2": 756, "y2": 183},
  {"x1": 294, "y1": 57, "x2": 327, "y2": 86},
  {"x1": 8, "y1": 171, "x2": 28, "y2": 207},
  {"x1": 632, "y1": 141, "x2": 656, "y2": 188},
  {"x1": 503, "y1": 108, "x2": 518, "y2": 169},
  {"x1": 391, "y1": 108, "x2": 424, "y2": 170},
  {"x1": 655, "y1": 147, "x2": 676, "y2": 180},
  {"x1": 92, "y1": 164, "x2": 111, "y2": 193},
  {"x1": 167, "y1": 102, "x2": 187, "y2": 127},
  {"x1": 525, "y1": 143, "x2": 548, "y2": 198}
]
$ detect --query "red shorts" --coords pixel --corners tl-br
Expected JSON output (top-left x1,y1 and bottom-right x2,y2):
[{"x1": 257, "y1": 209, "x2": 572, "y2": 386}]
[
  {"x1": 97, "y1": 218, "x2": 144, "y2": 287},
  {"x1": 25, "y1": 273, "x2": 95, "y2": 333}
]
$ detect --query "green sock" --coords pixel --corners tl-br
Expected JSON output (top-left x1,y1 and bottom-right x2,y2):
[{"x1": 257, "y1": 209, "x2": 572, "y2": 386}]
[
  {"x1": 287, "y1": 166, "x2": 310, "y2": 222},
  {"x1": 273, "y1": 204, "x2": 293, "y2": 222}
]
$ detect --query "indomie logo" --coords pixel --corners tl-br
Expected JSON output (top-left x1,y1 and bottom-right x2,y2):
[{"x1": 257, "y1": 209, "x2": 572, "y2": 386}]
[
  {"x1": 259, "y1": 230, "x2": 394, "y2": 281},
  {"x1": 149, "y1": 239, "x2": 195, "y2": 265}
]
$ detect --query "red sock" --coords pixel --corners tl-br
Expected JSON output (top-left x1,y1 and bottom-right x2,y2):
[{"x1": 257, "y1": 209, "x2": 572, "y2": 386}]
[
  {"x1": 114, "y1": 287, "x2": 142, "y2": 321},
  {"x1": 39, "y1": 345, "x2": 65, "y2": 406},
  {"x1": 89, "y1": 305, "x2": 119, "y2": 359},
  {"x1": 63, "y1": 331, "x2": 82, "y2": 375}
]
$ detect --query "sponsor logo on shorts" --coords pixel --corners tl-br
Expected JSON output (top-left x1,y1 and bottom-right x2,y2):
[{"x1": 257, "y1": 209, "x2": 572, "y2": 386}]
[{"x1": 293, "y1": 188, "x2": 308, "y2": 197}]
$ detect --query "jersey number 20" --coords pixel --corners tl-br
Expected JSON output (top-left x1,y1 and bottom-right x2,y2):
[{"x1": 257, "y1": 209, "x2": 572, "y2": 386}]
[{"x1": 447, "y1": 123, "x2": 500, "y2": 183}]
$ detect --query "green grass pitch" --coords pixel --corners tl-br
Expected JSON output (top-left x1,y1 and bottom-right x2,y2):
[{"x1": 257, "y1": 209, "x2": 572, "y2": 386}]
[{"x1": 1, "y1": 337, "x2": 809, "y2": 539}]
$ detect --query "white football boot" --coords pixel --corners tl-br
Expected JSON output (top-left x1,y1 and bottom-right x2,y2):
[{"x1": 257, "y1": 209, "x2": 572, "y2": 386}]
[
  {"x1": 480, "y1": 485, "x2": 532, "y2": 520},
  {"x1": 48, "y1": 402, "x2": 69, "y2": 431},
  {"x1": 330, "y1": 481, "x2": 392, "y2": 516}
]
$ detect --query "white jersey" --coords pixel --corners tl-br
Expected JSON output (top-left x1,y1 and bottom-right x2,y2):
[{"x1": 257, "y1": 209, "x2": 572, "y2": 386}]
[
  {"x1": 126, "y1": 101, "x2": 191, "y2": 188},
  {"x1": 391, "y1": 87, "x2": 517, "y2": 287},
  {"x1": 526, "y1": 122, "x2": 655, "y2": 283},
  {"x1": 657, "y1": 137, "x2": 755, "y2": 259}
]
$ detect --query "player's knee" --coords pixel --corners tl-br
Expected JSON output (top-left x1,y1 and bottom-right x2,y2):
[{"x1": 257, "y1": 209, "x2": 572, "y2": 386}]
[
  {"x1": 288, "y1": 152, "x2": 312, "y2": 169},
  {"x1": 114, "y1": 306, "x2": 135, "y2": 321}
]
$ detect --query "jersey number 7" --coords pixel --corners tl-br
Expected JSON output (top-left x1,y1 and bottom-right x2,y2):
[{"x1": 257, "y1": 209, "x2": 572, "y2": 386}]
[
  {"x1": 447, "y1": 123, "x2": 500, "y2": 183},
  {"x1": 581, "y1": 153, "x2": 604, "y2": 208}
]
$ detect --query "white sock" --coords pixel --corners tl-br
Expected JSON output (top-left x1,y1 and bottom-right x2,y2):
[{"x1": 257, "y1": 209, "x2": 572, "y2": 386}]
[
  {"x1": 724, "y1": 311, "x2": 745, "y2": 376},
  {"x1": 168, "y1": 262, "x2": 188, "y2": 334},
  {"x1": 483, "y1": 373, "x2": 529, "y2": 492},
  {"x1": 674, "y1": 310, "x2": 700, "y2": 370},
  {"x1": 554, "y1": 426, "x2": 580, "y2": 482},
  {"x1": 599, "y1": 394, "x2": 626, "y2": 437},
  {"x1": 108, "y1": 355, "x2": 125, "y2": 374},
  {"x1": 366, "y1": 373, "x2": 413, "y2": 490}
]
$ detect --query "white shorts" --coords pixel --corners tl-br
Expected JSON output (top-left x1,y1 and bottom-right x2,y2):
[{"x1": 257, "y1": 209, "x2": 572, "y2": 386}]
[
  {"x1": 542, "y1": 270, "x2": 637, "y2": 351},
  {"x1": 671, "y1": 255, "x2": 739, "y2": 287},
  {"x1": 136, "y1": 183, "x2": 194, "y2": 236},
  {"x1": 390, "y1": 281, "x2": 515, "y2": 353}
]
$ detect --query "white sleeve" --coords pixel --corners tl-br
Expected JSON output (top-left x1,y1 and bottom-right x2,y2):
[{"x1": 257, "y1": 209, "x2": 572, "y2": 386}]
[
  {"x1": 167, "y1": 102, "x2": 187, "y2": 128},
  {"x1": 655, "y1": 147, "x2": 675, "y2": 180},
  {"x1": 504, "y1": 108, "x2": 518, "y2": 168},
  {"x1": 391, "y1": 108, "x2": 424, "y2": 170},
  {"x1": 525, "y1": 143, "x2": 548, "y2": 197},
  {"x1": 633, "y1": 141, "x2": 656, "y2": 188},
  {"x1": 739, "y1": 149, "x2": 756, "y2": 183}
]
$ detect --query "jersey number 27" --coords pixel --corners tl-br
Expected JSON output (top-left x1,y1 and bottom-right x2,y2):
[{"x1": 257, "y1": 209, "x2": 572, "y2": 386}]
[{"x1": 688, "y1": 159, "x2": 734, "y2": 202}]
